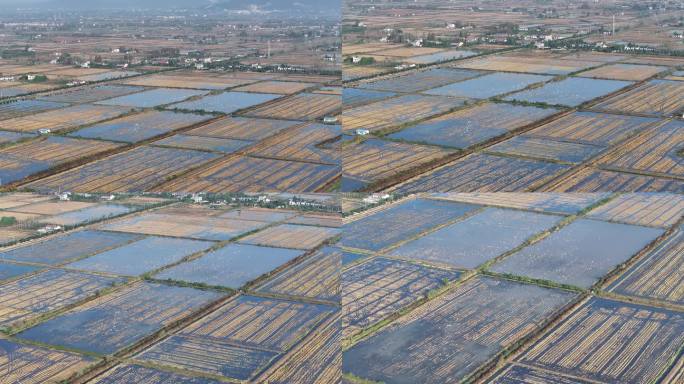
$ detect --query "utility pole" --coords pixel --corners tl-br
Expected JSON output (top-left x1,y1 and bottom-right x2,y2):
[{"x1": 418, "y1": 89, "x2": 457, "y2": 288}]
[{"x1": 612, "y1": 14, "x2": 615, "y2": 36}]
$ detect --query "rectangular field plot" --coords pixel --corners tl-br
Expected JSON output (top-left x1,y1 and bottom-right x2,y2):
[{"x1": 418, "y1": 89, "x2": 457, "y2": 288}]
[
  {"x1": 544, "y1": 168, "x2": 684, "y2": 193},
  {"x1": 342, "y1": 94, "x2": 468, "y2": 133},
  {"x1": 387, "y1": 103, "x2": 559, "y2": 149},
  {"x1": 101, "y1": 210, "x2": 267, "y2": 241},
  {"x1": 286, "y1": 213, "x2": 341, "y2": 227},
  {"x1": 577, "y1": 63, "x2": 667, "y2": 81},
  {"x1": 389, "y1": 208, "x2": 562, "y2": 269},
  {"x1": 433, "y1": 193, "x2": 609, "y2": 215},
  {"x1": 25, "y1": 146, "x2": 220, "y2": 193},
  {"x1": 424, "y1": 72, "x2": 552, "y2": 99},
  {"x1": 487, "y1": 136, "x2": 606, "y2": 164},
  {"x1": 590, "y1": 79, "x2": 684, "y2": 116},
  {"x1": 96, "y1": 88, "x2": 207, "y2": 108},
  {"x1": 343, "y1": 277, "x2": 575, "y2": 384},
  {"x1": 219, "y1": 207, "x2": 297, "y2": 222},
  {"x1": 17, "y1": 282, "x2": 221, "y2": 354},
  {"x1": 67, "y1": 236, "x2": 214, "y2": 276},
  {"x1": 343, "y1": 257, "x2": 460, "y2": 335},
  {"x1": 525, "y1": 111, "x2": 660, "y2": 146},
  {"x1": 342, "y1": 138, "x2": 456, "y2": 189},
  {"x1": 135, "y1": 295, "x2": 336, "y2": 380},
  {"x1": 608, "y1": 226, "x2": 683, "y2": 306},
  {"x1": 488, "y1": 364, "x2": 597, "y2": 384},
  {"x1": 154, "y1": 243, "x2": 304, "y2": 288},
  {"x1": 405, "y1": 49, "x2": 478, "y2": 64},
  {"x1": 0, "y1": 230, "x2": 142, "y2": 265},
  {"x1": 122, "y1": 74, "x2": 250, "y2": 90},
  {"x1": 342, "y1": 88, "x2": 396, "y2": 108},
  {"x1": 155, "y1": 155, "x2": 339, "y2": 193},
  {"x1": 184, "y1": 116, "x2": 300, "y2": 141},
  {"x1": 256, "y1": 246, "x2": 340, "y2": 301},
  {"x1": 170, "y1": 91, "x2": 281, "y2": 114},
  {"x1": 37, "y1": 203, "x2": 132, "y2": 226},
  {"x1": 0, "y1": 136, "x2": 123, "y2": 184},
  {"x1": 242, "y1": 93, "x2": 341, "y2": 121},
  {"x1": 455, "y1": 55, "x2": 601, "y2": 75},
  {"x1": 503, "y1": 77, "x2": 633, "y2": 107},
  {"x1": 0, "y1": 262, "x2": 40, "y2": 281},
  {"x1": 356, "y1": 68, "x2": 482, "y2": 93},
  {"x1": 238, "y1": 223, "x2": 340, "y2": 250},
  {"x1": 5, "y1": 199, "x2": 93, "y2": 215},
  {"x1": 245, "y1": 122, "x2": 340, "y2": 165},
  {"x1": 152, "y1": 134, "x2": 252, "y2": 153},
  {"x1": 233, "y1": 80, "x2": 316, "y2": 94},
  {"x1": 0, "y1": 130, "x2": 34, "y2": 145},
  {"x1": 0, "y1": 104, "x2": 133, "y2": 133},
  {"x1": 37, "y1": 84, "x2": 145, "y2": 104},
  {"x1": 517, "y1": 297, "x2": 684, "y2": 384},
  {"x1": 91, "y1": 364, "x2": 223, "y2": 384},
  {"x1": 0, "y1": 99, "x2": 67, "y2": 120},
  {"x1": 340, "y1": 198, "x2": 478, "y2": 251},
  {"x1": 69, "y1": 110, "x2": 213, "y2": 143},
  {"x1": 490, "y1": 219, "x2": 663, "y2": 288},
  {"x1": 0, "y1": 269, "x2": 123, "y2": 329},
  {"x1": 596, "y1": 120, "x2": 683, "y2": 178},
  {"x1": 0, "y1": 339, "x2": 94, "y2": 384},
  {"x1": 393, "y1": 153, "x2": 570, "y2": 194},
  {"x1": 586, "y1": 193, "x2": 684, "y2": 228}
]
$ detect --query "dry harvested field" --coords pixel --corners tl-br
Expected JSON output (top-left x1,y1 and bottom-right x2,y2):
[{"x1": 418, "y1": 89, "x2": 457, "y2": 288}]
[
  {"x1": 0, "y1": 104, "x2": 133, "y2": 133},
  {"x1": 36, "y1": 84, "x2": 145, "y2": 104},
  {"x1": 121, "y1": 73, "x2": 254, "y2": 90},
  {"x1": 0, "y1": 193, "x2": 342, "y2": 383},
  {"x1": 343, "y1": 192, "x2": 683, "y2": 384},
  {"x1": 242, "y1": 93, "x2": 341, "y2": 121},
  {"x1": 233, "y1": 80, "x2": 317, "y2": 95},
  {"x1": 576, "y1": 63, "x2": 668, "y2": 81},
  {"x1": 543, "y1": 167, "x2": 684, "y2": 193},
  {"x1": 454, "y1": 54, "x2": 603, "y2": 75},
  {"x1": 244, "y1": 122, "x2": 340, "y2": 165},
  {"x1": 590, "y1": 79, "x2": 684, "y2": 117},
  {"x1": 355, "y1": 68, "x2": 482, "y2": 93}
]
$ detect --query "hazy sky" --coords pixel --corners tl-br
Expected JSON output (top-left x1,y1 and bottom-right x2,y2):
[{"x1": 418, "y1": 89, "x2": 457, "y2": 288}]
[{"x1": 0, "y1": 0, "x2": 341, "y2": 10}]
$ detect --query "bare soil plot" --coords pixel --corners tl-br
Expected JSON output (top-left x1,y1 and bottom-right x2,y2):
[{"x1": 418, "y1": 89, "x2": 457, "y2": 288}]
[
  {"x1": 590, "y1": 79, "x2": 684, "y2": 117},
  {"x1": 183, "y1": 116, "x2": 300, "y2": 141},
  {"x1": 342, "y1": 257, "x2": 460, "y2": 335},
  {"x1": 238, "y1": 223, "x2": 340, "y2": 250},
  {"x1": 122, "y1": 73, "x2": 251, "y2": 90},
  {"x1": 424, "y1": 72, "x2": 552, "y2": 99},
  {"x1": 543, "y1": 168, "x2": 684, "y2": 193},
  {"x1": 218, "y1": 207, "x2": 297, "y2": 223},
  {"x1": 487, "y1": 136, "x2": 606, "y2": 164},
  {"x1": 101, "y1": 210, "x2": 267, "y2": 241},
  {"x1": 256, "y1": 246, "x2": 340, "y2": 301},
  {"x1": 431, "y1": 192, "x2": 609, "y2": 215},
  {"x1": 596, "y1": 120, "x2": 683, "y2": 178},
  {"x1": 17, "y1": 282, "x2": 222, "y2": 355},
  {"x1": 286, "y1": 213, "x2": 341, "y2": 227},
  {"x1": 342, "y1": 43, "x2": 404, "y2": 55},
  {"x1": 7, "y1": 200, "x2": 93, "y2": 215},
  {"x1": 0, "y1": 136, "x2": 123, "y2": 184},
  {"x1": 135, "y1": 295, "x2": 336, "y2": 381},
  {"x1": 170, "y1": 91, "x2": 282, "y2": 114},
  {"x1": 517, "y1": 297, "x2": 684, "y2": 384},
  {"x1": 576, "y1": 63, "x2": 667, "y2": 81},
  {"x1": 342, "y1": 138, "x2": 456, "y2": 189},
  {"x1": 37, "y1": 84, "x2": 145, "y2": 104},
  {"x1": 0, "y1": 192, "x2": 53, "y2": 209},
  {"x1": 455, "y1": 55, "x2": 602, "y2": 75},
  {"x1": 0, "y1": 339, "x2": 94, "y2": 383},
  {"x1": 0, "y1": 230, "x2": 142, "y2": 265},
  {"x1": 388, "y1": 103, "x2": 559, "y2": 149},
  {"x1": 242, "y1": 93, "x2": 341, "y2": 121},
  {"x1": 340, "y1": 198, "x2": 478, "y2": 252},
  {"x1": 586, "y1": 193, "x2": 684, "y2": 228},
  {"x1": 342, "y1": 94, "x2": 469, "y2": 133},
  {"x1": 503, "y1": 77, "x2": 633, "y2": 107},
  {"x1": 152, "y1": 134, "x2": 252, "y2": 153},
  {"x1": 154, "y1": 243, "x2": 304, "y2": 288},
  {"x1": 90, "y1": 364, "x2": 223, "y2": 384},
  {"x1": 155, "y1": 155, "x2": 339, "y2": 193},
  {"x1": 525, "y1": 111, "x2": 661, "y2": 146},
  {"x1": 343, "y1": 276, "x2": 575, "y2": 384},
  {"x1": 342, "y1": 88, "x2": 397, "y2": 108},
  {"x1": 356, "y1": 68, "x2": 482, "y2": 93},
  {"x1": 389, "y1": 208, "x2": 562, "y2": 269},
  {"x1": 490, "y1": 219, "x2": 664, "y2": 288},
  {"x1": 69, "y1": 110, "x2": 213, "y2": 143},
  {"x1": 244, "y1": 122, "x2": 340, "y2": 165},
  {"x1": 342, "y1": 65, "x2": 393, "y2": 81},
  {"x1": 393, "y1": 153, "x2": 570, "y2": 194},
  {"x1": 25, "y1": 146, "x2": 220, "y2": 193},
  {"x1": 488, "y1": 364, "x2": 598, "y2": 384},
  {"x1": 608, "y1": 225, "x2": 683, "y2": 306},
  {"x1": 371, "y1": 46, "x2": 445, "y2": 58},
  {"x1": 66, "y1": 236, "x2": 214, "y2": 276},
  {"x1": 0, "y1": 104, "x2": 133, "y2": 133},
  {"x1": 0, "y1": 269, "x2": 123, "y2": 329}
]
